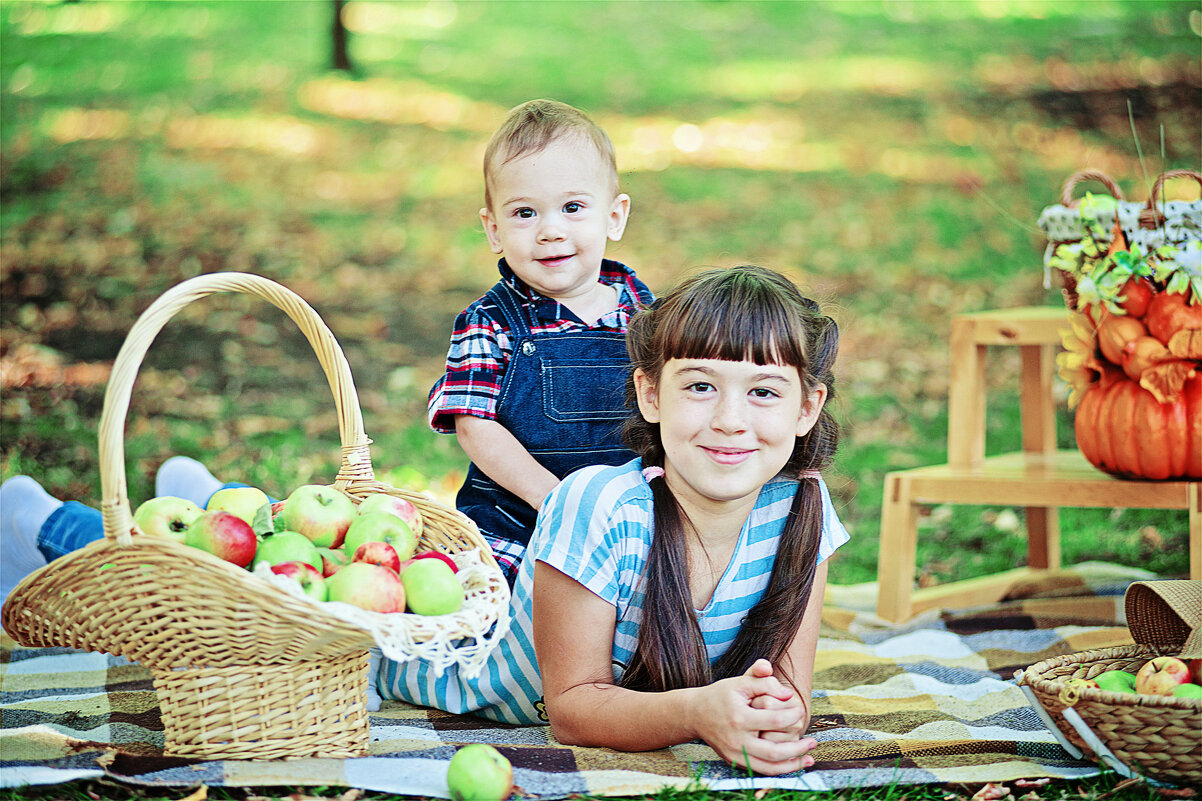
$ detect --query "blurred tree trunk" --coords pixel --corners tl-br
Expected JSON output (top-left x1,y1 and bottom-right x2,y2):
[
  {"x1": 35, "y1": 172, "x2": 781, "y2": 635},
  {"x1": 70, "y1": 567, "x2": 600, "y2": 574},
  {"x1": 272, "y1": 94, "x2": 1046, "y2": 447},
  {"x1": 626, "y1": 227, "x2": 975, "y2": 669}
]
[{"x1": 332, "y1": 0, "x2": 352, "y2": 72}]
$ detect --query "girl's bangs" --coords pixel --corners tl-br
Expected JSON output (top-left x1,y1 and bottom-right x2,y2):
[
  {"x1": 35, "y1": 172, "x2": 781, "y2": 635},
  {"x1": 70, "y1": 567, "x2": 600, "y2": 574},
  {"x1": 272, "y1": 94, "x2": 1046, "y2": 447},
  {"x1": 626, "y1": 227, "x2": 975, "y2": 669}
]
[{"x1": 660, "y1": 288, "x2": 808, "y2": 369}]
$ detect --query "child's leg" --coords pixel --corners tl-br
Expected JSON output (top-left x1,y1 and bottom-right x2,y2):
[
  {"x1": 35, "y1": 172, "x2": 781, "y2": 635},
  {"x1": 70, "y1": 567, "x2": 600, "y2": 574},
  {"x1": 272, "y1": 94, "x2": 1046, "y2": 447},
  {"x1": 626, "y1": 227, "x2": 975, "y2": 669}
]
[
  {"x1": 155, "y1": 456, "x2": 224, "y2": 508},
  {"x1": 0, "y1": 475, "x2": 59, "y2": 602}
]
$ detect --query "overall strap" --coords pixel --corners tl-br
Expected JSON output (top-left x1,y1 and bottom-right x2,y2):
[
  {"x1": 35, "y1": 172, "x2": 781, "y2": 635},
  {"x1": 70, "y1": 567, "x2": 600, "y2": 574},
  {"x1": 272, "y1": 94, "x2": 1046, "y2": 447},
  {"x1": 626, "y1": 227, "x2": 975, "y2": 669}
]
[{"x1": 483, "y1": 281, "x2": 533, "y2": 340}]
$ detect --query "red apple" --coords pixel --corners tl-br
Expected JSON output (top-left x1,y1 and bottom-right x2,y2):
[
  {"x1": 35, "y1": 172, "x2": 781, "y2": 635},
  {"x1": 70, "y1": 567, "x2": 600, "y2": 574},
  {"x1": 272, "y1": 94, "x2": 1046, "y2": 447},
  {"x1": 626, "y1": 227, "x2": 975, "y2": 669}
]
[
  {"x1": 279, "y1": 484, "x2": 356, "y2": 548},
  {"x1": 318, "y1": 546, "x2": 349, "y2": 578},
  {"x1": 357, "y1": 493, "x2": 423, "y2": 536},
  {"x1": 185, "y1": 510, "x2": 258, "y2": 567},
  {"x1": 133, "y1": 496, "x2": 204, "y2": 543},
  {"x1": 325, "y1": 561, "x2": 406, "y2": 613},
  {"x1": 1188, "y1": 658, "x2": 1202, "y2": 685},
  {"x1": 352, "y1": 541, "x2": 401, "y2": 573},
  {"x1": 271, "y1": 560, "x2": 328, "y2": 601},
  {"x1": 1135, "y1": 656, "x2": 1192, "y2": 696},
  {"x1": 402, "y1": 550, "x2": 458, "y2": 574},
  {"x1": 342, "y1": 512, "x2": 417, "y2": 562}
]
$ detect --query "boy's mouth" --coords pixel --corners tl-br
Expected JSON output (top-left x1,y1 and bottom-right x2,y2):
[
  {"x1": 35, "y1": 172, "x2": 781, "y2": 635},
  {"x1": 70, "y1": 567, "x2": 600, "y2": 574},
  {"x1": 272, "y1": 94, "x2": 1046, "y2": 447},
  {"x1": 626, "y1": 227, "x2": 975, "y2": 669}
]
[{"x1": 537, "y1": 254, "x2": 573, "y2": 267}]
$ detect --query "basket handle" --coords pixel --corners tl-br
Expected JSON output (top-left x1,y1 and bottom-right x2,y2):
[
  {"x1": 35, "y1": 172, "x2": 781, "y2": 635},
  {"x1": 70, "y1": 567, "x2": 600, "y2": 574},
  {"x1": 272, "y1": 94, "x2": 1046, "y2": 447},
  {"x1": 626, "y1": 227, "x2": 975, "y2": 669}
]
[
  {"x1": 98, "y1": 272, "x2": 373, "y2": 546},
  {"x1": 1058, "y1": 169, "x2": 1124, "y2": 206},
  {"x1": 1139, "y1": 169, "x2": 1202, "y2": 229}
]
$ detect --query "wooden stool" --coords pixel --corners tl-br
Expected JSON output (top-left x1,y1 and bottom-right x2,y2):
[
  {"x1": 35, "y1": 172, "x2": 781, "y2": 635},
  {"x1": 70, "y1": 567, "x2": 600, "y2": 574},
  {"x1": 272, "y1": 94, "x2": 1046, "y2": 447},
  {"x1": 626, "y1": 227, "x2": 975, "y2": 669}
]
[{"x1": 875, "y1": 307, "x2": 1202, "y2": 623}]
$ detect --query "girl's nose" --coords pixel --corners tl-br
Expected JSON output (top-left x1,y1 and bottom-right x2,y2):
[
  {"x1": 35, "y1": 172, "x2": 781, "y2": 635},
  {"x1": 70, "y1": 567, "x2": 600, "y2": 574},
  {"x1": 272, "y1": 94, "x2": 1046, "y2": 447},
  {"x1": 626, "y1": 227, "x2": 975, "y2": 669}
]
[{"x1": 711, "y1": 395, "x2": 747, "y2": 433}]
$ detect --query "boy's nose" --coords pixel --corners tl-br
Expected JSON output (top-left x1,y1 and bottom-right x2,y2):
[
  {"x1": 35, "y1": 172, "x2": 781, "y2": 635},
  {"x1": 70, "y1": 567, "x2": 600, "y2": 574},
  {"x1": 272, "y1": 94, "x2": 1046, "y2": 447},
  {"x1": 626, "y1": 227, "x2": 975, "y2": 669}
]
[{"x1": 537, "y1": 217, "x2": 565, "y2": 242}]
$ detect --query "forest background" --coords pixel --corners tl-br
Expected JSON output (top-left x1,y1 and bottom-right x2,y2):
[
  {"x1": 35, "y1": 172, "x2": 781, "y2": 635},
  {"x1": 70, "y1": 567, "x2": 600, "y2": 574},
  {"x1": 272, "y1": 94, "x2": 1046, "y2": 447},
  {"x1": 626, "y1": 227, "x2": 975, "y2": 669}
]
[{"x1": 2, "y1": 0, "x2": 1199, "y2": 590}]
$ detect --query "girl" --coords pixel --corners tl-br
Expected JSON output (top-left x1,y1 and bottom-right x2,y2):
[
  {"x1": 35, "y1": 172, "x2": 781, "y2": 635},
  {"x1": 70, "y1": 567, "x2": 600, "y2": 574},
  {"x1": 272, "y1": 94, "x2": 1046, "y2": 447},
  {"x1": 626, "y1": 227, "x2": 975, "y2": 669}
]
[{"x1": 378, "y1": 265, "x2": 847, "y2": 777}]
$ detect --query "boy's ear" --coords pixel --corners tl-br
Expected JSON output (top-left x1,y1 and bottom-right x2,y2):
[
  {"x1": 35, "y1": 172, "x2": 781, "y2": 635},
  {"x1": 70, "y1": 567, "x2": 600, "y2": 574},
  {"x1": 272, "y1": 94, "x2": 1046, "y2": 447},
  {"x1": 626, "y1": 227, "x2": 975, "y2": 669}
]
[
  {"x1": 633, "y1": 368, "x2": 660, "y2": 423},
  {"x1": 795, "y1": 383, "x2": 828, "y2": 437},
  {"x1": 608, "y1": 193, "x2": 631, "y2": 242},
  {"x1": 481, "y1": 207, "x2": 504, "y2": 254}
]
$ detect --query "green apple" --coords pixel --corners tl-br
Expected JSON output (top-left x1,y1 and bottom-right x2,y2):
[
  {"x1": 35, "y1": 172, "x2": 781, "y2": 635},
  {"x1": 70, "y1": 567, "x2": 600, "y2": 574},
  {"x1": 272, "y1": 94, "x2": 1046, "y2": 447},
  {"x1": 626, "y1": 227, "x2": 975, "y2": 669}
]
[
  {"x1": 343, "y1": 512, "x2": 417, "y2": 561},
  {"x1": 400, "y1": 558, "x2": 464, "y2": 616},
  {"x1": 1172, "y1": 683, "x2": 1202, "y2": 700},
  {"x1": 253, "y1": 530, "x2": 323, "y2": 572},
  {"x1": 280, "y1": 484, "x2": 356, "y2": 548},
  {"x1": 133, "y1": 496, "x2": 203, "y2": 542},
  {"x1": 206, "y1": 486, "x2": 271, "y2": 527},
  {"x1": 447, "y1": 744, "x2": 513, "y2": 801},
  {"x1": 357, "y1": 492, "x2": 423, "y2": 536},
  {"x1": 1093, "y1": 669, "x2": 1137, "y2": 694}
]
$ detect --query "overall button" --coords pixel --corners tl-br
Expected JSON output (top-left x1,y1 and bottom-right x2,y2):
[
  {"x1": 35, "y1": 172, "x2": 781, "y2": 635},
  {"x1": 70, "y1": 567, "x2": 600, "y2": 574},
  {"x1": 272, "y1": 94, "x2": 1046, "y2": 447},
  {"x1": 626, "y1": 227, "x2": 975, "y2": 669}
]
[{"x1": 521, "y1": 341, "x2": 536, "y2": 355}]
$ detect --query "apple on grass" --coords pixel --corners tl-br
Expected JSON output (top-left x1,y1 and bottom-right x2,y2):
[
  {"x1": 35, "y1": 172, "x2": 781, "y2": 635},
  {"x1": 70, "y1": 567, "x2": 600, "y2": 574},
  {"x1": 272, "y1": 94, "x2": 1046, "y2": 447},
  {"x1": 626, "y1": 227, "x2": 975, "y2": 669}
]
[
  {"x1": 1134, "y1": 656, "x2": 1193, "y2": 696},
  {"x1": 280, "y1": 485, "x2": 356, "y2": 548},
  {"x1": 325, "y1": 561, "x2": 406, "y2": 613},
  {"x1": 133, "y1": 496, "x2": 203, "y2": 542},
  {"x1": 447, "y1": 744, "x2": 513, "y2": 801},
  {"x1": 400, "y1": 558, "x2": 464, "y2": 616},
  {"x1": 357, "y1": 493, "x2": 423, "y2": 536},
  {"x1": 185, "y1": 511, "x2": 258, "y2": 568},
  {"x1": 342, "y1": 512, "x2": 417, "y2": 562},
  {"x1": 254, "y1": 530, "x2": 323, "y2": 573},
  {"x1": 352, "y1": 541, "x2": 401, "y2": 573},
  {"x1": 206, "y1": 486, "x2": 271, "y2": 527},
  {"x1": 271, "y1": 561, "x2": 327, "y2": 602}
]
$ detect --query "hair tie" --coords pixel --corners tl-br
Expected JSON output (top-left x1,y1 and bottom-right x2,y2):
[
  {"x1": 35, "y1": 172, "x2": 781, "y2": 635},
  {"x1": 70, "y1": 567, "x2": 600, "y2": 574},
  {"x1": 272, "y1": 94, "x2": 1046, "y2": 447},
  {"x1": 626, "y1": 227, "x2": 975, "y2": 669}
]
[
  {"x1": 799, "y1": 469, "x2": 821, "y2": 481},
  {"x1": 642, "y1": 466, "x2": 665, "y2": 482}
]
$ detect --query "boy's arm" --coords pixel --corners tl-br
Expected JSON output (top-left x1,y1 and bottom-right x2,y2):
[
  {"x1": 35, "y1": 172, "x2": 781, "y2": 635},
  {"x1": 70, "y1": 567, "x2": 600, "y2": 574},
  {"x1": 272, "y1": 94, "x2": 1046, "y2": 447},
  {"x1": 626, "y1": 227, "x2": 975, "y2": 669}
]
[
  {"x1": 454, "y1": 414, "x2": 560, "y2": 511},
  {"x1": 532, "y1": 561, "x2": 815, "y2": 776}
]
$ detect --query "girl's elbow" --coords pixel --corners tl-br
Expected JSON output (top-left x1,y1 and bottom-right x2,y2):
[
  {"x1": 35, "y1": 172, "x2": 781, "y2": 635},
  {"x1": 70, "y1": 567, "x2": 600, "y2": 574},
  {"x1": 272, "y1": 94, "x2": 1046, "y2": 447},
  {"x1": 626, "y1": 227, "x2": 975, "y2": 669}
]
[{"x1": 546, "y1": 711, "x2": 596, "y2": 747}]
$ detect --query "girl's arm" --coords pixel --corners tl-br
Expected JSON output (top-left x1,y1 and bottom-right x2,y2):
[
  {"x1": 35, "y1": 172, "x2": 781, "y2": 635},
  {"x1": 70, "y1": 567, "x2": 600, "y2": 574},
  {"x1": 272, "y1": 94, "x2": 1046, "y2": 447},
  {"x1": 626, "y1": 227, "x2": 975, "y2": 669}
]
[
  {"x1": 454, "y1": 415, "x2": 559, "y2": 511},
  {"x1": 533, "y1": 561, "x2": 816, "y2": 776},
  {"x1": 751, "y1": 559, "x2": 829, "y2": 742}
]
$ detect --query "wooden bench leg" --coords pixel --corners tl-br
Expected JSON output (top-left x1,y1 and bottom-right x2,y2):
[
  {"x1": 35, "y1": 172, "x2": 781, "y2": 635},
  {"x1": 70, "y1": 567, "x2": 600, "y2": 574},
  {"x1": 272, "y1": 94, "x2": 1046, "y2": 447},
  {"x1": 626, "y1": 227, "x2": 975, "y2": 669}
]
[
  {"x1": 1026, "y1": 506, "x2": 1060, "y2": 570},
  {"x1": 1191, "y1": 483, "x2": 1201, "y2": 581},
  {"x1": 877, "y1": 472, "x2": 920, "y2": 622}
]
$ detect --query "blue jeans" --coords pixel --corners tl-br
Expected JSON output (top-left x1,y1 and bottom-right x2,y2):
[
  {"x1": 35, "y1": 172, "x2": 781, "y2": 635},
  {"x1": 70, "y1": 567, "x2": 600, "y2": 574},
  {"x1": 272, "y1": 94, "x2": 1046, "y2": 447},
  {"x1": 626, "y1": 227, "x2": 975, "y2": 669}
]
[{"x1": 37, "y1": 483, "x2": 250, "y2": 561}]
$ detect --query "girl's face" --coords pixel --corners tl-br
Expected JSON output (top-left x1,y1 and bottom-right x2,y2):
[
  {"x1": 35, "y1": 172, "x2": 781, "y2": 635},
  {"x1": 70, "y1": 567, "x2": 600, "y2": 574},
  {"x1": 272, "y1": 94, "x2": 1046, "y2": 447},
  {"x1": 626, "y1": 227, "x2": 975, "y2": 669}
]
[{"x1": 634, "y1": 357, "x2": 826, "y2": 518}]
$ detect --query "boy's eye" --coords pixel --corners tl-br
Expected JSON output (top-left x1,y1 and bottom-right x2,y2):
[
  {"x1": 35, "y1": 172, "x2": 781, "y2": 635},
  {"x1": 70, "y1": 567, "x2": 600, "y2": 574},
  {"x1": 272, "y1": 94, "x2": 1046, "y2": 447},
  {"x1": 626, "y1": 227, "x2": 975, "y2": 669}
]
[
  {"x1": 514, "y1": 208, "x2": 535, "y2": 219},
  {"x1": 563, "y1": 201, "x2": 583, "y2": 214}
]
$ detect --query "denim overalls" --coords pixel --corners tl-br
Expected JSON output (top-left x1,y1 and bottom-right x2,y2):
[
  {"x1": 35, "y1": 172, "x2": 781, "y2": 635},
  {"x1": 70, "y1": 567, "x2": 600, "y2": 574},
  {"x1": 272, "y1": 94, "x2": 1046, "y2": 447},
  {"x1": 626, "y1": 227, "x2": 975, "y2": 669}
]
[{"x1": 456, "y1": 279, "x2": 649, "y2": 583}]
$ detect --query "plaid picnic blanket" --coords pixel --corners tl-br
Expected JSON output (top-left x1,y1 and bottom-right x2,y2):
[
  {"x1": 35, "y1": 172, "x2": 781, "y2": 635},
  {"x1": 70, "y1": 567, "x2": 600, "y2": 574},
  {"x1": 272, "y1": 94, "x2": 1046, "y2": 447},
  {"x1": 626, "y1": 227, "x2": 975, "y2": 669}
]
[{"x1": 1, "y1": 564, "x2": 1149, "y2": 796}]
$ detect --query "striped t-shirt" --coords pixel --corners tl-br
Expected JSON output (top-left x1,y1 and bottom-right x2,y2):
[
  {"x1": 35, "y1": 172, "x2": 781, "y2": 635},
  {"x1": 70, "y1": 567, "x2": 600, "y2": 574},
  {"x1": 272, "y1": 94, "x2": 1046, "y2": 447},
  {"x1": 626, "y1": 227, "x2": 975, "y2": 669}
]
[{"x1": 376, "y1": 458, "x2": 850, "y2": 724}]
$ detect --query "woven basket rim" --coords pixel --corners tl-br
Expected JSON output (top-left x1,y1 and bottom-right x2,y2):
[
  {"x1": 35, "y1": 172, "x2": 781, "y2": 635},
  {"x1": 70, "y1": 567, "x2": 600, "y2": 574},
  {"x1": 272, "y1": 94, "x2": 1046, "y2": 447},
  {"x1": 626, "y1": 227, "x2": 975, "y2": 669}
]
[{"x1": 1019, "y1": 644, "x2": 1202, "y2": 710}]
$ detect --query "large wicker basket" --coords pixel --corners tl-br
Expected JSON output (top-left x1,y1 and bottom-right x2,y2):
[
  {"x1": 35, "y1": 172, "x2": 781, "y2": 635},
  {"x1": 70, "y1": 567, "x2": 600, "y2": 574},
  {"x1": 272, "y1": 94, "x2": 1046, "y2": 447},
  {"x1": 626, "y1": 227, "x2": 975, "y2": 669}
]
[
  {"x1": 1, "y1": 272, "x2": 510, "y2": 760},
  {"x1": 1016, "y1": 581, "x2": 1202, "y2": 786}
]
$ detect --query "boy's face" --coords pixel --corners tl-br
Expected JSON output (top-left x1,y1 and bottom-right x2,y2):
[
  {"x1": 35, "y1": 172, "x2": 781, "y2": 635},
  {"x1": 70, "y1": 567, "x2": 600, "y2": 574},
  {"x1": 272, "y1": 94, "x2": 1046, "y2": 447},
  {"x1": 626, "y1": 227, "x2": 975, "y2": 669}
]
[{"x1": 481, "y1": 136, "x2": 629, "y2": 302}]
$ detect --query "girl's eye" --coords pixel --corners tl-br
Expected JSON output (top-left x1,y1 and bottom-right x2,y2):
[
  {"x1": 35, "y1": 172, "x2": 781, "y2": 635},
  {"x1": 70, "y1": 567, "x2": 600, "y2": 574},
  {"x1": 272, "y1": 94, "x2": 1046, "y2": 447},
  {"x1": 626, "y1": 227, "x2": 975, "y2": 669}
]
[
  {"x1": 563, "y1": 201, "x2": 582, "y2": 214},
  {"x1": 750, "y1": 387, "x2": 781, "y2": 399},
  {"x1": 686, "y1": 381, "x2": 714, "y2": 394},
  {"x1": 514, "y1": 208, "x2": 535, "y2": 219}
]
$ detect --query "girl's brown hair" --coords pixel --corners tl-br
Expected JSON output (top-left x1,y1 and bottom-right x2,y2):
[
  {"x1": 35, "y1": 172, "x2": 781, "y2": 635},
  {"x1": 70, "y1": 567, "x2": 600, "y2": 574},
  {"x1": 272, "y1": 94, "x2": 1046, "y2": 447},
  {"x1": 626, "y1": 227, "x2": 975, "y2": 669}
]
[{"x1": 619, "y1": 265, "x2": 840, "y2": 693}]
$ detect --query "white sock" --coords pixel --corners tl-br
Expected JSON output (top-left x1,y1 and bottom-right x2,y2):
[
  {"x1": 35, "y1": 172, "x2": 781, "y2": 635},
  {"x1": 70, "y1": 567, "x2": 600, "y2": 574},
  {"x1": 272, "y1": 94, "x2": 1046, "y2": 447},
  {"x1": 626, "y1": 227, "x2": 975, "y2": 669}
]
[
  {"x1": 366, "y1": 647, "x2": 383, "y2": 712},
  {"x1": 1, "y1": 476, "x2": 61, "y2": 605},
  {"x1": 155, "y1": 456, "x2": 223, "y2": 507}
]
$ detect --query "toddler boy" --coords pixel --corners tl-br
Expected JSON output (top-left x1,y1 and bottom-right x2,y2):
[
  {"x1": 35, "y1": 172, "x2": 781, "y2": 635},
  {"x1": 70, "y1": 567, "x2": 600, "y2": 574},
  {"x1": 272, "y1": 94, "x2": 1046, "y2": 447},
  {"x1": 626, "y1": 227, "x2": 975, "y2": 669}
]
[{"x1": 428, "y1": 99, "x2": 654, "y2": 584}]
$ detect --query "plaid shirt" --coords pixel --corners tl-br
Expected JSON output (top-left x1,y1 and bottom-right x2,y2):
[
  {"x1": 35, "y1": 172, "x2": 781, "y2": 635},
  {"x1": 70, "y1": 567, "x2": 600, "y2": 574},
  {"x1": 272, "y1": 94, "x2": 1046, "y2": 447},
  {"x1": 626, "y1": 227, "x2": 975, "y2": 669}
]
[{"x1": 427, "y1": 259, "x2": 653, "y2": 434}]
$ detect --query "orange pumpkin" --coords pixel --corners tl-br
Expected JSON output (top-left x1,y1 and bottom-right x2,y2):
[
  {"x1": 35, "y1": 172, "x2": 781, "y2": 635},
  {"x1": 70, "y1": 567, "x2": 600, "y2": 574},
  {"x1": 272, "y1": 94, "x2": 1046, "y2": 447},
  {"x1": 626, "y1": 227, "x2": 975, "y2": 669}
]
[{"x1": 1074, "y1": 370, "x2": 1202, "y2": 480}]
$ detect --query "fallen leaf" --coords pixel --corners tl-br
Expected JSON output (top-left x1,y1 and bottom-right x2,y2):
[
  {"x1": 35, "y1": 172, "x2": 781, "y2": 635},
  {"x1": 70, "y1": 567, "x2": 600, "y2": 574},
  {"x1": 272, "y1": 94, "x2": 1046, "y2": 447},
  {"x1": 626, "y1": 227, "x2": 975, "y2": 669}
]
[
  {"x1": 1015, "y1": 778, "x2": 1050, "y2": 788},
  {"x1": 180, "y1": 786, "x2": 208, "y2": 801},
  {"x1": 971, "y1": 783, "x2": 1012, "y2": 801},
  {"x1": 338, "y1": 790, "x2": 363, "y2": 801}
]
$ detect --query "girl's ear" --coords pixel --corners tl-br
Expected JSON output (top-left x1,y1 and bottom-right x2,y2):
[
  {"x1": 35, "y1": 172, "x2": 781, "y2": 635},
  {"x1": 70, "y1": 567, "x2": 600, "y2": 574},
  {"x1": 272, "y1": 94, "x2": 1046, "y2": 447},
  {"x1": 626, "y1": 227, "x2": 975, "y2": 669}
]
[
  {"x1": 796, "y1": 383, "x2": 828, "y2": 437},
  {"x1": 608, "y1": 193, "x2": 631, "y2": 242},
  {"x1": 633, "y1": 367, "x2": 660, "y2": 423},
  {"x1": 481, "y1": 207, "x2": 504, "y2": 254}
]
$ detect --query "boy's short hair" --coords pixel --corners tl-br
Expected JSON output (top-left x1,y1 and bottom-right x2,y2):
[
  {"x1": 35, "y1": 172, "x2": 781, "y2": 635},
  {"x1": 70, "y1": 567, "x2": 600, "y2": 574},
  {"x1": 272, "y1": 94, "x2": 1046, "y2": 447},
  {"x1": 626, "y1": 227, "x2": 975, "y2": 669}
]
[{"x1": 483, "y1": 99, "x2": 619, "y2": 210}]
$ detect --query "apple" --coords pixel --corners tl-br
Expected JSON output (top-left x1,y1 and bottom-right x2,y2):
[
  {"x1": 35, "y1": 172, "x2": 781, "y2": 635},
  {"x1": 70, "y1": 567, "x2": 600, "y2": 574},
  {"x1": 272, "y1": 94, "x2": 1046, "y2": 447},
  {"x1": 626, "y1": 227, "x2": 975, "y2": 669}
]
[
  {"x1": 253, "y1": 530, "x2": 323, "y2": 572},
  {"x1": 406, "y1": 550, "x2": 458, "y2": 574},
  {"x1": 357, "y1": 493, "x2": 423, "y2": 536},
  {"x1": 280, "y1": 484, "x2": 356, "y2": 548},
  {"x1": 133, "y1": 496, "x2": 203, "y2": 543},
  {"x1": 446, "y1": 744, "x2": 513, "y2": 801},
  {"x1": 185, "y1": 510, "x2": 258, "y2": 567},
  {"x1": 206, "y1": 486, "x2": 272, "y2": 527},
  {"x1": 318, "y1": 546, "x2": 349, "y2": 578},
  {"x1": 352, "y1": 541, "x2": 402, "y2": 573},
  {"x1": 1172, "y1": 683, "x2": 1202, "y2": 700},
  {"x1": 1188, "y1": 658, "x2": 1202, "y2": 685},
  {"x1": 1093, "y1": 669, "x2": 1137, "y2": 694},
  {"x1": 271, "y1": 561, "x2": 327, "y2": 602},
  {"x1": 342, "y1": 512, "x2": 417, "y2": 562},
  {"x1": 325, "y1": 561, "x2": 406, "y2": 613},
  {"x1": 1135, "y1": 656, "x2": 1193, "y2": 696},
  {"x1": 1064, "y1": 677, "x2": 1098, "y2": 690},
  {"x1": 400, "y1": 558, "x2": 464, "y2": 616}
]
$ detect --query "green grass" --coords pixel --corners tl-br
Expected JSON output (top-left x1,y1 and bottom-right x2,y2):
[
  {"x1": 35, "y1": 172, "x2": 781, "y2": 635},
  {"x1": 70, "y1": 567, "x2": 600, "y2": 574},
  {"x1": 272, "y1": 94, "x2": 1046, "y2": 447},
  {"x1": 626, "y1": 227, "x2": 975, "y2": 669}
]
[{"x1": 1, "y1": 1, "x2": 1198, "y2": 798}]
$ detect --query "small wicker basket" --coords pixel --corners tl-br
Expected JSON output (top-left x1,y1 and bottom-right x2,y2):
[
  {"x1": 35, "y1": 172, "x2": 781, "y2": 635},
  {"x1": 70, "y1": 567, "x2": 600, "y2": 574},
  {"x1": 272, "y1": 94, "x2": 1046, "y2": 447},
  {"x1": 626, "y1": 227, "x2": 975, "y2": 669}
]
[
  {"x1": 1017, "y1": 581, "x2": 1202, "y2": 786},
  {"x1": 1, "y1": 273, "x2": 510, "y2": 760}
]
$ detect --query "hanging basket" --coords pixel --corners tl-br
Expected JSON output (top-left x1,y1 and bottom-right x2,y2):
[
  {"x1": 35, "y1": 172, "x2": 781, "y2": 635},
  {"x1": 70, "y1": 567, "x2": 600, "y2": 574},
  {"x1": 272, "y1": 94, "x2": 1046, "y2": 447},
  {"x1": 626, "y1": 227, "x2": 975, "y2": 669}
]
[
  {"x1": 1, "y1": 272, "x2": 510, "y2": 760},
  {"x1": 1017, "y1": 580, "x2": 1202, "y2": 787}
]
